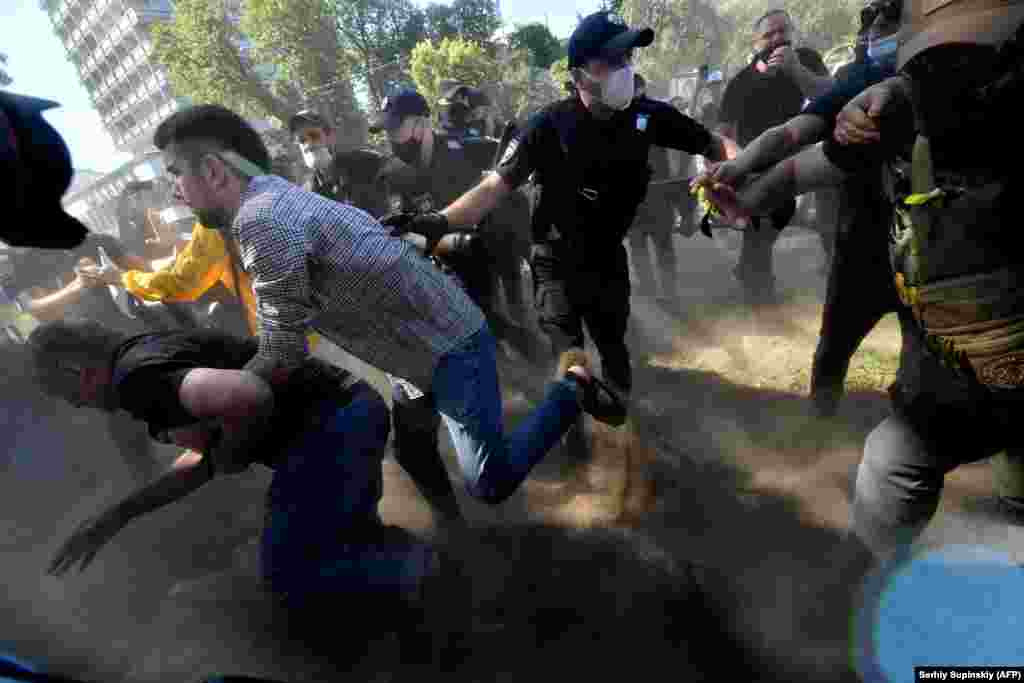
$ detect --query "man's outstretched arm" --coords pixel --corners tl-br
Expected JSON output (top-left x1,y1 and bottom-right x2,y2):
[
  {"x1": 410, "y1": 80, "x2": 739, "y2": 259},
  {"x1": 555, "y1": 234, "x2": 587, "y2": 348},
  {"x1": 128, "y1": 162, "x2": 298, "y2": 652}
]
[
  {"x1": 441, "y1": 171, "x2": 514, "y2": 230},
  {"x1": 698, "y1": 143, "x2": 848, "y2": 225},
  {"x1": 49, "y1": 451, "x2": 213, "y2": 576}
]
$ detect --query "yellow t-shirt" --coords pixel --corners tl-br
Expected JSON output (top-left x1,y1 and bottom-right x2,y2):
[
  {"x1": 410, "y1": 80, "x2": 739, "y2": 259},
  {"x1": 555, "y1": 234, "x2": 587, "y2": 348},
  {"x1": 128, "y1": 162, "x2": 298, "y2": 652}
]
[{"x1": 120, "y1": 222, "x2": 319, "y2": 349}]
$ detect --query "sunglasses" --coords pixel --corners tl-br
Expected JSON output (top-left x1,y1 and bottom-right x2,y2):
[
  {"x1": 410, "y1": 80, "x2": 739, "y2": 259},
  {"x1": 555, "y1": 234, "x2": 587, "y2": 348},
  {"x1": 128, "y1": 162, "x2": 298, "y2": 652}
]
[{"x1": 861, "y1": 1, "x2": 901, "y2": 29}]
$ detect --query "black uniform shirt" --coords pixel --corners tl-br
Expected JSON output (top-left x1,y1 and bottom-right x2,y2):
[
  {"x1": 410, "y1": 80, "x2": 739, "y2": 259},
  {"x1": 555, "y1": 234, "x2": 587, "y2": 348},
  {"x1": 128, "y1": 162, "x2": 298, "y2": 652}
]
[
  {"x1": 385, "y1": 133, "x2": 496, "y2": 213},
  {"x1": 496, "y1": 96, "x2": 712, "y2": 249},
  {"x1": 497, "y1": 96, "x2": 711, "y2": 190}
]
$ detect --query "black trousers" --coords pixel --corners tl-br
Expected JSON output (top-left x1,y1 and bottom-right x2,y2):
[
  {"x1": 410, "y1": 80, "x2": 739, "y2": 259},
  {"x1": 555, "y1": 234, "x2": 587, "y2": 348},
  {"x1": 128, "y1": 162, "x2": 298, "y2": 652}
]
[
  {"x1": 810, "y1": 181, "x2": 902, "y2": 410},
  {"x1": 530, "y1": 240, "x2": 632, "y2": 392}
]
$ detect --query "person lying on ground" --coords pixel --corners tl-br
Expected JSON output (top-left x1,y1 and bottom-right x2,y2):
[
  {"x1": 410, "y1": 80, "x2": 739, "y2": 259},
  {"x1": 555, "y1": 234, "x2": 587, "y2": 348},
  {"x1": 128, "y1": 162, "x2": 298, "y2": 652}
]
[{"x1": 31, "y1": 319, "x2": 432, "y2": 627}]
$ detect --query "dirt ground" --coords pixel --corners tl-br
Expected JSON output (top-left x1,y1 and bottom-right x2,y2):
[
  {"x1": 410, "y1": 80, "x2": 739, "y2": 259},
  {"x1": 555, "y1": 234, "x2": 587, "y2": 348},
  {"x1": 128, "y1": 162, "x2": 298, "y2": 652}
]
[{"x1": 0, "y1": 227, "x2": 1014, "y2": 682}]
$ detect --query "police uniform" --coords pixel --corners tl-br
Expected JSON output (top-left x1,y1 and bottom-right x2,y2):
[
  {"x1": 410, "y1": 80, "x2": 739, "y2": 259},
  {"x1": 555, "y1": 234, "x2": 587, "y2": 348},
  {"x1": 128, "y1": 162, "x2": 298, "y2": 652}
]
[
  {"x1": 821, "y1": 2, "x2": 1024, "y2": 556},
  {"x1": 497, "y1": 94, "x2": 714, "y2": 394},
  {"x1": 305, "y1": 148, "x2": 392, "y2": 219}
]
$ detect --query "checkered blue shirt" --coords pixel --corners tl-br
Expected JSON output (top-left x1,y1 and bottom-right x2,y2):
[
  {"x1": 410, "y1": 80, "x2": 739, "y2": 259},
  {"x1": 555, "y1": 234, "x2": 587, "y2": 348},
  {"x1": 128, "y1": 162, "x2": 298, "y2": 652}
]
[{"x1": 232, "y1": 175, "x2": 485, "y2": 389}]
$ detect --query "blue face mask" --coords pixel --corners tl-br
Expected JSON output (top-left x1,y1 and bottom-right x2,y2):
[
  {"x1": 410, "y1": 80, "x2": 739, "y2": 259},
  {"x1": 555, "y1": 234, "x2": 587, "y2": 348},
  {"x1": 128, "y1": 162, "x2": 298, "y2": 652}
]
[{"x1": 867, "y1": 34, "x2": 899, "y2": 63}]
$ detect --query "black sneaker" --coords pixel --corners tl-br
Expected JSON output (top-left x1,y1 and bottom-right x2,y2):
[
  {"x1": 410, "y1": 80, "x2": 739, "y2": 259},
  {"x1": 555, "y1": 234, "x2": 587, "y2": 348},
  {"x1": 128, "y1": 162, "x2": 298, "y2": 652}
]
[
  {"x1": 557, "y1": 348, "x2": 628, "y2": 426},
  {"x1": 566, "y1": 372, "x2": 628, "y2": 427}
]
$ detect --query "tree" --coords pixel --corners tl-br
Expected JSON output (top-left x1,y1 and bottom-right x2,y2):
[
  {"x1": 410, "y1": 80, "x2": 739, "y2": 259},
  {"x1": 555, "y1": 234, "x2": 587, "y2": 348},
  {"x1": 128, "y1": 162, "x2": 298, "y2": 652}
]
[
  {"x1": 152, "y1": 0, "x2": 289, "y2": 120},
  {"x1": 507, "y1": 23, "x2": 565, "y2": 70},
  {"x1": 717, "y1": 0, "x2": 860, "y2": 65},
  {"x1": 549, "y1": 56, "x2": 570, "y2": 92},
  {"x1": 409, "y1": 37, "x2": 502, "y2": 116},
  {"x1": 242, "y1": 0, "x2": 364, "y2": 147},
  {"x1": 151, "y1": 0, "x2": 365, "y2": 147},
  {"x1": 335, "y1": 0, "x2": 426, "y2": 114},
  {"x1": 423, "y1": 0, "x2": 502, "y2": 46},
  {"x1": 0, "y1": 52, "x2": 11, "y2": 87},
  {"x1": 618, "y1": 0, "x2": 860, "y2": 100}
]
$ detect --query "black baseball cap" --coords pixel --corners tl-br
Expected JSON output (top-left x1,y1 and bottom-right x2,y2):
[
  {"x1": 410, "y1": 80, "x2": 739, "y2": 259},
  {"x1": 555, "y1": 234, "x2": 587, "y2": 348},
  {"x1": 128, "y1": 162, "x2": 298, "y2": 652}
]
[
  {"x1": 288, "y1": 109, "x2": 329, "y2": 134},
  {"x1": 0, "y1": 90, "x2": 89, "y2": 249},
  {"x1": 368, "y1": 90, "x2": 430, "y2": 133},
  {"x1": 567, "y1": 11, "x2": 655, "y2": 69}
]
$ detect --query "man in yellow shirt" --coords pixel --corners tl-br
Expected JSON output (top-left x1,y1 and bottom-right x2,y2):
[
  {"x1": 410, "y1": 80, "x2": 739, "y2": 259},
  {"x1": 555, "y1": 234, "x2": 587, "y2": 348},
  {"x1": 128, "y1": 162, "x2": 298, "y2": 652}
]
[{"x1": 86, "y1": 222, "x2": 319, "y2": 349}]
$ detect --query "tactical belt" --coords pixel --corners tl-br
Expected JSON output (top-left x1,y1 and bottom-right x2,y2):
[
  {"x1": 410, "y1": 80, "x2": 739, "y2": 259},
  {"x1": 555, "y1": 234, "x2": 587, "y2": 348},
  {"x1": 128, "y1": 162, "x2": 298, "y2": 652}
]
[{"x1": 895, "y1": 267, "x2": 1024, "y2": 388}]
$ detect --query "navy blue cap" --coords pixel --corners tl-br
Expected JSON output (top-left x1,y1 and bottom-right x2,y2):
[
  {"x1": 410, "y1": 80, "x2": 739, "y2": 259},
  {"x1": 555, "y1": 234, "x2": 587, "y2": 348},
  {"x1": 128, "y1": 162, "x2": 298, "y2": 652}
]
[
  {"x1": 0, "y1": 90, "x2": 88, "y2": 249},
  {"x1": 567, "y1": 11, "x2": 655, "y2": 69},
  {"x1": 369, "y1": 90, "x2": 431, "y2": 133}
]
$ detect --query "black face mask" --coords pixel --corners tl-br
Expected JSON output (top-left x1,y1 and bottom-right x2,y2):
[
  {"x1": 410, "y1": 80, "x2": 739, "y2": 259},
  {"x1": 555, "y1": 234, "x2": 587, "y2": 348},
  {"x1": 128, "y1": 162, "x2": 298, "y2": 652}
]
[{"x1": 393, "y1": 138, "x2": 422, "y2": 166}]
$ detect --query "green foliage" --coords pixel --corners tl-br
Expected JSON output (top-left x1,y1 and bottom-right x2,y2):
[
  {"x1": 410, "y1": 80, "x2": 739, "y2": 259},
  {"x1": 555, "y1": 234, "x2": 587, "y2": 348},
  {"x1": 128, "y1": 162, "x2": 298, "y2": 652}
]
[
  {"x1": 423, "y1": 0, "x2": 502, "y2": 45},
  {"x1": 151, "y1": 0, "x2": 278, "y2": 119},
  {"x1": 548, "y1": 56, "x2": 570, "y2": 92},
  {"x1": 508, "y1": 23, "x2": 565, "y2": 70},
  {"x1": 409, "y1": 37, "x2": 502, "y2": 114},
  {"x1": 618, "y1": 0, "x2": 862, "y2": 94},
  {"x1": 152, "y1": 0, "x2": 365, "y2": 146},
  {"x1": 718, "y1": 0, "x2": 861, "y2": 65},
  {"x1": 335, "y1": 0, "x2": 426, "y2": 110}
]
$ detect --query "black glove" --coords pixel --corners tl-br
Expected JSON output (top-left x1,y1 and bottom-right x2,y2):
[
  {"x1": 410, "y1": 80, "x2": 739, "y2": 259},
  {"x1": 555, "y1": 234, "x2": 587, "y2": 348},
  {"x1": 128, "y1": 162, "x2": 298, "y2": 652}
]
[
  {"x1": 381, "y1": 211, "x2": 449, "y2": 240},
  {"x1": 381, "y1": 211, "x2": 450, "y2": 254}
]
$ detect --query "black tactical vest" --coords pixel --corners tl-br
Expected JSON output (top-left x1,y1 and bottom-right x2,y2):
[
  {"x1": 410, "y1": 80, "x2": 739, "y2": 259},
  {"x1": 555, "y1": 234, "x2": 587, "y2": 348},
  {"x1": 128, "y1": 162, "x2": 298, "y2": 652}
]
[{"x1": 531, "y1": 99, "x2": 654, "y2": 256}]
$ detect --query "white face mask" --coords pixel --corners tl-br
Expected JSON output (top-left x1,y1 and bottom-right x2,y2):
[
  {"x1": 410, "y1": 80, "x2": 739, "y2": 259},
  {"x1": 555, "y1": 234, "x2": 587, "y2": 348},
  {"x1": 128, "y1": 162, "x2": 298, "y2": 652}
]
[
  {"x1": 579, "y1": 64, "x2": 636, "y2": 114},
  {"x1": 300, "y1": 145, "x2": 332, "y2": 172},
  {"x1": 867, "y1": 34, "x2": 899, "y2": 62}
]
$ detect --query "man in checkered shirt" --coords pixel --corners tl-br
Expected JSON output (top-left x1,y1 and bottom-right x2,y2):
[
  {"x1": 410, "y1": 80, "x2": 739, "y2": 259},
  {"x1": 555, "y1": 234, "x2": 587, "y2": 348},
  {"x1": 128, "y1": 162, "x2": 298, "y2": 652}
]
[{"x1": 153, "y1": 105, "x2": 626, "y2": 507}]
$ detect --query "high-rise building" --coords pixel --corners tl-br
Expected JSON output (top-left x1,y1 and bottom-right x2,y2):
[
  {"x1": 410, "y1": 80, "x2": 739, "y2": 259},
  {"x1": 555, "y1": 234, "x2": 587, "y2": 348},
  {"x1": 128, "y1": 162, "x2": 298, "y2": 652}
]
[
  {"x1": 40, "y1": 0, "x2": 181, "y2": 155},
  {"x1": 39, "y1": 0, "x2": 184, "y2": 236}
]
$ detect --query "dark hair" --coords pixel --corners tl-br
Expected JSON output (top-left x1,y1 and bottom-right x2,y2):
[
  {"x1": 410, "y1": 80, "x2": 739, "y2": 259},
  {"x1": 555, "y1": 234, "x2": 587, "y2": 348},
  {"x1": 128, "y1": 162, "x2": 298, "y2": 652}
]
[
  {"x1": 27, "y1": 319, "x2": 126, "y2": 382},
  {"x1": 753, "y1": 9, "x2": 792, "y2": 32},
  {"x1": 153, "y1": 105, "x2": 270, "y2": 175}
]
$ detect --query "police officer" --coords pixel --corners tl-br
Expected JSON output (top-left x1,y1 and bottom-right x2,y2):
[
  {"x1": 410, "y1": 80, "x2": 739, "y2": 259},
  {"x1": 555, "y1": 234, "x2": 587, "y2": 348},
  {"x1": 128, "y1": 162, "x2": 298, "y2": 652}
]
[
  {"x1": 288, "y1": 109, "x2": 391, "y2": 217},
  {"x1": 628, "y1": 73, "x2": 681, "y2": 306},
  {"x1": 828, "y1": 0, "x2": 1024, "y2": 559},
  {"x1": 382, "y1": 12, "x2": 736, "y2": 456}
]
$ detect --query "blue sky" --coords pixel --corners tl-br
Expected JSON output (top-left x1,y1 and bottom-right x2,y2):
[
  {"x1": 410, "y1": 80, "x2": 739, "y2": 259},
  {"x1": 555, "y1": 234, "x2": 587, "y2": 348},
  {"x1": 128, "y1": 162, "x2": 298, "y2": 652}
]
[{"x1": 2, "y1": 0, "x2": 601, "y2": 174}]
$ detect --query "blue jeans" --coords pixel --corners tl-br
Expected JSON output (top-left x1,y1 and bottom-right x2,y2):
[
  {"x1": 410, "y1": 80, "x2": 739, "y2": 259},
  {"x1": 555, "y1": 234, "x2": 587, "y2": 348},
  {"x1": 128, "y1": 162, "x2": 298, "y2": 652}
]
[
  {"x1": 261, "y1": 382, "x2": 433, "y2": 613},
  {"x1": 432, "y1": 324, "x2": 582, "y2": 504}
]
